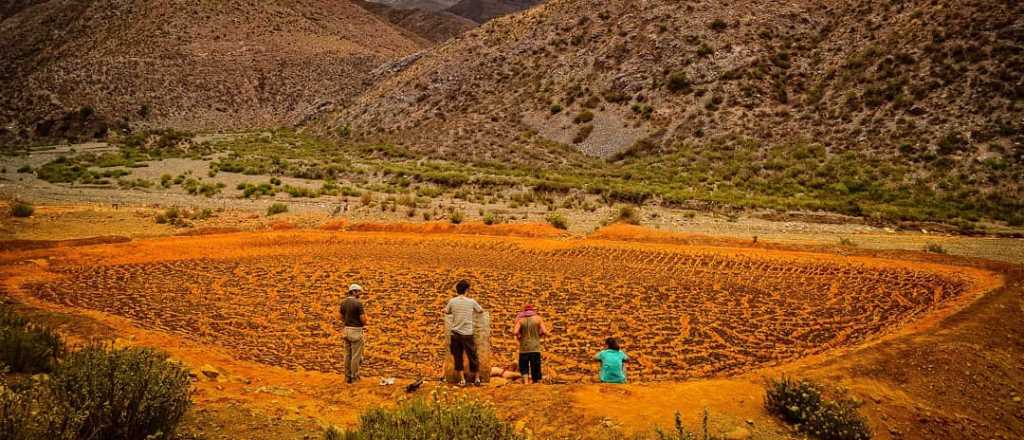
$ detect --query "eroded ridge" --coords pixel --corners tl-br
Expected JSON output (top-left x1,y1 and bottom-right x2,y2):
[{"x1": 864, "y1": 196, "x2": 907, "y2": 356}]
[{"x1": 25, "y1": 234, "x2": 975, "y2": 381}]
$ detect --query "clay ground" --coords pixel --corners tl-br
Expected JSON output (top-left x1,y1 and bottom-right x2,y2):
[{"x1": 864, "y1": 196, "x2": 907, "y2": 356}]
[{"x1": 1, "y1": 204, "x2": 1022, "y2": 439}]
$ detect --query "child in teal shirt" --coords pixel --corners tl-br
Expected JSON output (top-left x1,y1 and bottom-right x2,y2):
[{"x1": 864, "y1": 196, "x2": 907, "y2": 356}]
[{"x1": 594, "y1": 337, "x2": 628, "y2": 383}]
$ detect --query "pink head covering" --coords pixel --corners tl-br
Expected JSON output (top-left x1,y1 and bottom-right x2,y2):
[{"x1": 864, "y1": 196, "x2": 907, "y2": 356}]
[{"x1": 516, "y1": 304, "x2": 537, "y2": 319}]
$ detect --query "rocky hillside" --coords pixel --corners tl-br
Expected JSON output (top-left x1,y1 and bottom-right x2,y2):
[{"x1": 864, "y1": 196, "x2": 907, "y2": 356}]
[
  {"x1": 368, "y1": 0, "x2": 460, "y2": 12},
  {"x1": 317, "y1": 0, "x2": 1022, "y2": 222},
  {"x1": 0, "y1": 0, "x2": 425, "y2": 141},
  {"x1": 325, "y1": 0, "x2": 1022, "y2": 159},
  {"x1": 445, "y1": 0, "x2": 544, "y2": 23},
  {"x1": 358, "y1": 1, "x2": 476, "y2": 43}
]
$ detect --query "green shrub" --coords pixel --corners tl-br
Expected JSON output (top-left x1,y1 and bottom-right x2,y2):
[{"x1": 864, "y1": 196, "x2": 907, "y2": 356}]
[
  {"x1": 666, "y1": 71, "x2": 691, "y2": 93},
  {"x1": 339, "y1": 396, "x2": 522, "y2": 440},
  {"x1": 449, "y1": 210, "x2": 464, "y2": 225},
  {"x1": 838, "y1": 237, "x2": 856, "y2": 247},
  {"x1": 764, "y1": 377, "x2": 871, "y2": 440},
  {"x1": 923, "y1": 243, "x2": 946, "y2": 254},
  {"x1": 616, "y1": 205, "x2": 641, "y2": 225},
  {"x1": 549, "y1": 104, "x2": 563, "y2": 114},
  {"x1": 546, "y1": 213, "x2": 569, "y2": 230},
  {"x1": 483, "y1": 212, "x2": 503, "y2": 225},
  {"x1": 10, "y1": 202, "x2": 34, "y2": 218},
  {"x1": 709, "y1": 19, "x2": 727, "y2": 31},
  {"x1": 267, "y1": 203, "x2": 289, "y2": 216},
  {"x1": 16, "y1": 165, "x2": 32, "y2": 174},
  {"x1": 0, "y1": 307, "x2": 63, "y2": 373},
  {"x1": 0, "y1": 382, "x2": 84, "y2": 440},
  {"x1": 49, "y1": 345, "x2": 191, "y2": 440},
  {"x1": 573, "y1": 125, "x2": 594, "y2": 144},
  {"x1": 573, "y1": 110, "x2": 594, "y2": 124}
]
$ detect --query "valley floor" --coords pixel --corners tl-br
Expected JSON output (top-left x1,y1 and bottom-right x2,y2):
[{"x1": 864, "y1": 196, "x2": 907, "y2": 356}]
[{"x1": 1, "y1": 200, "x2": 1022, "y2": 439}]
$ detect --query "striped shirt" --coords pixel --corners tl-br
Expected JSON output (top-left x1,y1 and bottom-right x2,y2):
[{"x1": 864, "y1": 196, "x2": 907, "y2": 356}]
[{"x1": 444, "y1": 296, "x2": 483, "y2": 336}]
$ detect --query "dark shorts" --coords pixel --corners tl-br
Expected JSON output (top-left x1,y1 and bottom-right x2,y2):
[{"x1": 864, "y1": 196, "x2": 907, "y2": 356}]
[{"x1": 518, "y1": 352, "x2": 542, "y2": 382}]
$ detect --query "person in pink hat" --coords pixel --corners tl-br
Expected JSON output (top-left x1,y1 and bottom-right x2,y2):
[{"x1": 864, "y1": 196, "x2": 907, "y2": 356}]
[{"x1": 513, "y1": 303, "x2": 549, "y2": 384}]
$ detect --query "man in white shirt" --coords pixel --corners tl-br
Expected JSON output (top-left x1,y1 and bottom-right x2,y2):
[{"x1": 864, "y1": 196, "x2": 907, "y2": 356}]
[{"x1": 444, "y1": 279, "x2": 484, "y2": 386}]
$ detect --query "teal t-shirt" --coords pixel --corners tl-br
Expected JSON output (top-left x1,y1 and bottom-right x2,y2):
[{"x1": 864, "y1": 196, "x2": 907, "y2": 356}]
[{"x1": 596, "y1": 349, "x2": 628, "y2": 383}]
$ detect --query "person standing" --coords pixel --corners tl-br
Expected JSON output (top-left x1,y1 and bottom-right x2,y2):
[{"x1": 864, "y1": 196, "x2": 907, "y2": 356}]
[
  {"x1": 340, "y1": 284, "x2": 367, "y2": 384},
  {"x1": 594, "y1": 337, "x2": 629, "y2": 384},
  {"x1": 444, "y1": 279, "x2": 484, "y2": 386},
  {"x1": 513, "y1": 304, "x2": 549, "y2": 384}
]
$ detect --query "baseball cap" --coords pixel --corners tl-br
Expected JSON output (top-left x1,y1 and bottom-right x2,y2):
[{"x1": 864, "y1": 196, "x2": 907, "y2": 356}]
[{"x1": 348, "y1": 284, "x2": 364, "y2": 292}]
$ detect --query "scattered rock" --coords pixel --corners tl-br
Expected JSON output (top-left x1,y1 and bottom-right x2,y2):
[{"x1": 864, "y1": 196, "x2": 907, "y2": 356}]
[{"x1": 199, "y1": 364, "x2": 220, "y2": 380}]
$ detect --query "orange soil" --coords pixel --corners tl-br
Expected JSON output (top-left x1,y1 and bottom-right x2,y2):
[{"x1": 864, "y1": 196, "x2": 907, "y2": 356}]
[{"x1": 0, "y1": 225, "x2": 1012, "y2": 438}]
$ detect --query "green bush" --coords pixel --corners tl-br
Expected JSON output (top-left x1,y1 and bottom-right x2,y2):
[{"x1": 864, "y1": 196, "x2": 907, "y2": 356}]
[
  {"x1": 764, "y1": 377, "x2": 871, "y2": 440},
  {"x1": 338, "y1": 396, "x2": 522, "y2": 440},
  {"x1": 546, "y1": 213, "x2": 569, "y2": 230},
  {"x1": 573, "y1": 110, "x2": 594, "y2": 124},
  {"x1": 549, "y1": 103, "x2": 563, "y2": 114},
  {"x1": 616, "y1": 205, "x2": 642, "y2": 225},
  {"x1": 0, "y1": 307, "x2": 63, "y2": 373},
  {"x1": 449, "y1": 210, "x2": 464, "y2": 225},
  {"x1": 666, "y1": 71, "x2": 691, "y2": 93},
  {"x1": 267, "y1": 203, "x2": 289, "y2": 216},
  {"x1": 10, "y1": 202, "x2": 34, "y2": 218},
  {"x1": 49, "y1": 345, "x2": 191, "y2": 440},
  {"x1": 923, "y1": 243, "x2": 946, "y2": 254},
  {"x1": 0, "y1": 382, "x2": 84, "y2": 440},
  {"x1": 483, "y1": 212, "x2": 503, "y2": 225}
]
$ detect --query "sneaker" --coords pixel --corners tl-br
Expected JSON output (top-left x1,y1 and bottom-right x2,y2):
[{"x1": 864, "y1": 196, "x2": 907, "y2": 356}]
[
  {"x1": 473, "y1": 380, "x2": 482, "y2": 387},
  {"x1": 458, "y1": 379, "x2": 467, "y2": 387}
]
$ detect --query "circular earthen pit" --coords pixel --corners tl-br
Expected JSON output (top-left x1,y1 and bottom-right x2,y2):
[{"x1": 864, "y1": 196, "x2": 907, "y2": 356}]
[{"x1": 20, "y1": 231, "x2": 988, "y2": 381}]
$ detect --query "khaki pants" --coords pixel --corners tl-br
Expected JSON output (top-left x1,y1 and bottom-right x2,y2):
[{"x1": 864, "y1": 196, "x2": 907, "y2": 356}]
[{"x1": 343, "y1": 327, "x2": 364, "y2": 382}]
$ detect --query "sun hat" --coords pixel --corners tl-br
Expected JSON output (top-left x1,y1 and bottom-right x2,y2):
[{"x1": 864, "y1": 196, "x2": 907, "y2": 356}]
[{"x1": 349, "y1": 284, "x2": 364, "y2": 293}]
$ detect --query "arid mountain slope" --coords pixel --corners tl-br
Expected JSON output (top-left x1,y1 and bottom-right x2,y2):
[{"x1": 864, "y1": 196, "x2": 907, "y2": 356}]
[
  {"x1": 368, "y1": 0, "x2": 460, "y2": 12},
  {"x1": 445, "y1": 0, "x2": 544, "y2": 23},
  {"x1": 319, "y1": 0, "x2": 1022, "y2": 205},
  {"x1": 358, "y1": 1, "x2": 477, "y2": 43},
  {"x1": 0, "y1": 0, "x2": 425, "y2": 138}
]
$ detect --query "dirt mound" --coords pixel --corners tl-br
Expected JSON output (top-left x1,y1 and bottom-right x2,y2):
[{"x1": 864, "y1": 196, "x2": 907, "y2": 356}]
[
  {"x1": 0, "y1": 0, "x2": 425, "y2": 137},
  {"x1": 344, "y1": 221, "x2": 570, "y2": 238},
  {"x1": 0, "y1": 236, "x2": 130, "y2": 252}
]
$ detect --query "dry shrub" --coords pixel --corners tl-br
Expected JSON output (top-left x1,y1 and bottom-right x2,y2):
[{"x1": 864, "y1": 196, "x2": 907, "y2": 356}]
[
  {"x1": 0, "y1": 306, "x2": 63, "y2": 373},
  {"x1": 320, "y1": 219, "x2": 350, "y2": 231},
  {"x1": 10, "y1": 202, "x2": 34, "y2": 218},
  {"x1": 765, "y1": 377, "x2": 871, "y2": 440},
  {"x1": 338, "y1": 395, "x2": 522, "y2": 440},
  {"x1": 49, "y1": 344, "x2": 191, "y2": 440}
]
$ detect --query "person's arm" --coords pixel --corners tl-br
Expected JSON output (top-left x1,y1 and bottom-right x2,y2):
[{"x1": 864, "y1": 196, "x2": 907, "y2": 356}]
[
  {"x1": 443, "y1": 299, "x2": 451, "y2": 315},
  {"x1": 594, "y1": 351, "x2": 603, "y2": 361},
  {"x1": 538, "y1": 316, "x2": 550, "y2": 336},
  {"x1": 359, "y1": 303, "x2": 368, "y2": 326},
  {"x1": 513, "y1": 318, "x2": 522, "y2": 340},
  {"x1": 621, "y1": 352, "x2": 629, "y2": 363},
  {"x1": 472, "y1": 299, "x2": 483, "y2": 313}
]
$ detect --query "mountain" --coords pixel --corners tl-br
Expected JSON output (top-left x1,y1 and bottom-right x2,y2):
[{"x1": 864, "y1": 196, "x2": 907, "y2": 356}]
[
  {"x1": 358, "y1": 1, "x2": 477, "y2": 43},
  {"x1": 323, "y1": 0, "x2": 1023, "y2": 161},
  {"x1": 315, "y1": 0, "x2": 1022, "y2": 221},
  {"x1": 445, "y1": 0, "x2": 544, "y2": 23},
  {"x1": 367, "y1": 0, "x2": 460, "y2": 12},
  {"x1": 0, "y1": 0, "x2": 425, "y2": 140}
]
